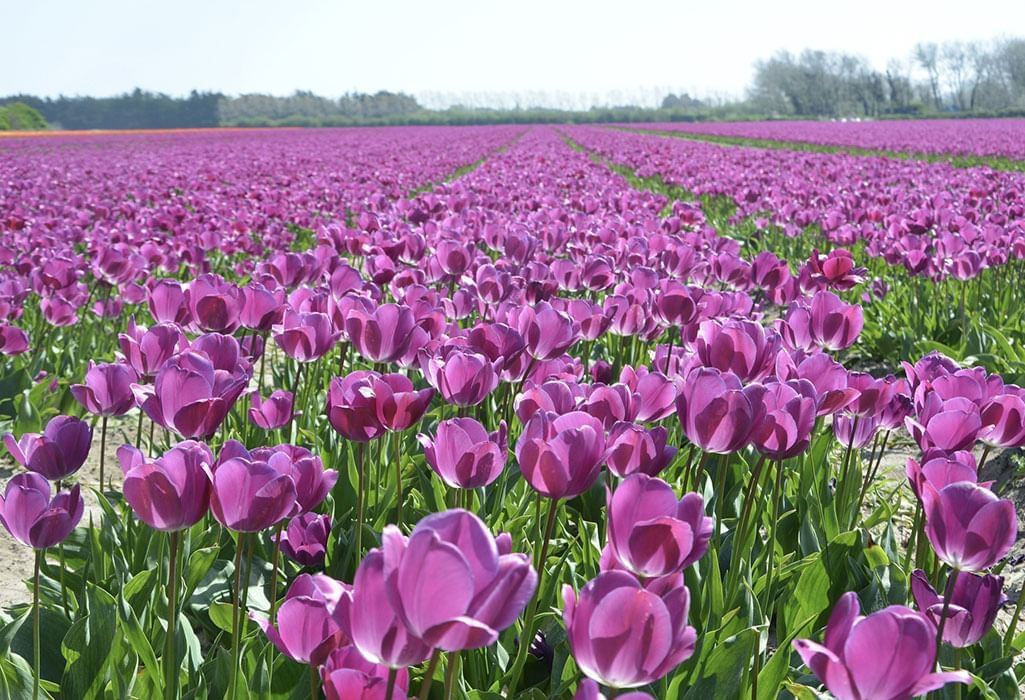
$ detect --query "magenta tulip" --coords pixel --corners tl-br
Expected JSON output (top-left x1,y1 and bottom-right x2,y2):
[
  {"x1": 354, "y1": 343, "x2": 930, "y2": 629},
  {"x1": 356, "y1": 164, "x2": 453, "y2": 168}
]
[
  {"x1": 273, "y1": 310, "x2": 340, "y2": 362},
  {"x1": 604, "y1": 422, "x2": 676, "y2": 478},
  {"x1": 279, "y1": 512, "x2": 331, "y2": 568},
  {"x1": 210, "y1": 453, "x2": 296, "y2": 532},
  {"x1": 321, "y1": 645, "x2": 410, "y2": 700},
  {"x1": 911, "y1": 569, "x2": 1005, "y2": 647},
  {"x1": 510, "y1": 301, "x2": 581, "y2": 361},
  {"x1": 251, "y1": 573, "x2": 350, "y2": 665},
  {"x1": 676, "y1": 368, "x2": 766, "y2": 454},
  {"x1": 326, "y1": 372, "x2": 387, "y2": 442},
  {"x1": 606, "y1": 474, "x2": 712, "y2": 578},
  {"x1": 0, "y1": 323, "x2": 29, "y2": 355},
  {"x1": 0, "y1": 473, "x2": 84, "y2": 548},
  {"x1": 794, "y1": 592, "x2": 969, "y2": 700},
  {"x1": 118, "y1": 319, "x2": 188, "y2": 378},
  {"x1": 921, "y1": 481, "x2": 1016, "y2": 572},
  {"x1": 248, "y1": 390, "x2": 295, "y2": 430},
  {"x1": 4, "y1": 415, "x2": 92, "y2": 480},
  {"x1": 692, "y1": 318, "x2": 779, "y2": 382},
  {"x1": 516, "y1": 411, "x2": 605, "y2": 500},
  {"x1": 754, "y1": 380, "x2": 817, "y2": 459},
  {"x1": 370, "y1": 374, "x2": 435, "y2": 432},
  {"x1": 71, "y1": 361, "x2": 137, "y2": 416},
  {"x1": 117, "y1": 441, "x2": 212, "y2": 531},
  {"x1": 187, "y1": 274, "x2": 243, "y2": 334},
  {"x1": 563, "y1": 571, "x2": 696, "y2": 689},
  {"x1": 420, "y1": 346, "x2": 500, "y2": 407},
  {"x1": 419, "y1": 417, "x2": 507, "y2": 489},
  {"x1": 344, "y1": 302, "x2": 417, "y2": 364},
  {"x1": 248, "y1": 443, "x2": 338, "y2": 515}
]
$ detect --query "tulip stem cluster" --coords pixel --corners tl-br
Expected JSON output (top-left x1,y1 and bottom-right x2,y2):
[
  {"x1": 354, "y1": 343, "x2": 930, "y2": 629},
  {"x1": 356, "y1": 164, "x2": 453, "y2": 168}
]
[{"x1": 164, "y1": 529, "x2": 181, "y2": 700}]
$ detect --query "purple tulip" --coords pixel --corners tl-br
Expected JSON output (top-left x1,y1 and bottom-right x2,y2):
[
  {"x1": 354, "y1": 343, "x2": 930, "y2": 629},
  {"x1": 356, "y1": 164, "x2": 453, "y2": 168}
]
[
  {"x1": 326, "y1": 372, "x2": 387, "y2": 442},
  {"x1": 133, "y1": 350, "x2": 250, "y2": 440},
  {"x1": 248, "y1": 443, "x2": 338, "y2": 515},
  {"x1": 619, "y1": 365, "x2": 679, "y2": 423},
  {"x1": 510, "y1": 301, "x2": 581, "y2": 361},
  {"x1": 187, "y1": 274, "x2": 243, "y2": 334},
  {"x1": 775, "y1": 351, "x2": 858, "y2": 416},
  {"x1": 251, "y1": 573, "x2": 350, "y2": 665},
  {"x1": 273, "y1": 310, "x2": 340, "y2": 362},
  {"x1": 117, "y1": 441, "x2": 212, "y2": 531},
  {"x1": 793, "y1": 592, "x2": 969, "y2": 700},
  {"x1": 980, "y1": 392, "x2": 1025, "y2": 448},
  {"x1": 148, "y1": 279, "x2": 191, "y2": 325},
  {"x1": 344, "y1": 302, "x2": 417, "y2": 364},
  {"x1": 420, "y1": 346, "x2": 500, "y2": 407},
  {"x1": 604, "y1": 422, "x2": 676, "y2": 478},
  {"x1": 921, "y1": 481, "x2": 1017, "y2": 572},
  {"x1": 911, "y1": 569, "x2": 1006, "y2": 647},
  {"x1": 210, "y1": 452, "x2": 297, "y2": 532},
  {"x1": 563, "y1": 571, "x2": 696, "y2": 689},
  {"x1": 118, "y1": 318, "x2": 188, "y2": 378},
  {"x1": 0, "y1": 473, "x2": 84, "y2": 548},
  {"x1": 905, "y1": 395, "x2": 982, "y2": 453},
  {"x1": 905, "y1": 450, "x2": 983, "y2": 500},
  {"x1": 240, "y1": 282, "x2": 286, "y2": 332},
  {"x1": 606, "y1": 474, "x2": 712, "y2": 578},
  {"x1": 279, "y1": 512, "x2": 331, "y2": 568},
  {"x1": 692, "y1": 318, "x2": 779, "y2": 382},
  {"x1": 516, "y1": 410, "x2": 606, "y2": 500},
  {"x1": 321, "y1": 645, "x2": 410, "y2": 700},
  {"x1": 343, "y1": 549, "x2": 433, "y2": 668},
  {"x1": 574, "y1": 679, "x2": 653, "y2": 700},
  {"x1": 248, "y1": 390, "x2": 296, "y2": 430},
  {"x1": 785, "y1": 291, "x2": 864, "y2": 352},
  {"x1": 515, "y1": 379, "x2": 584, "y2": 424},
  {"x1": 419, "y1": 417, "x2": 507, "y2": 489},
  {"x1": 4, "y1": 415, "x2": 92, "y2": 480},
  {"x1": 754, "y1": 380, "x2": 817, "y2": 459},
  {"x1": 380, "y1": 509, "x2": 537, "y2": 651},
  {"x1": 676, "y1": 368, "x2": 766, "y2": 454},
  {"x1": 71, "y1": 361, "x2": 138, "y2": 416},
  {"x1": 371, "y1": 374, "x2": 435, "y2": 432},
  {"x1": 0, "y1": 323, "x2": 29, "y2": 356}
]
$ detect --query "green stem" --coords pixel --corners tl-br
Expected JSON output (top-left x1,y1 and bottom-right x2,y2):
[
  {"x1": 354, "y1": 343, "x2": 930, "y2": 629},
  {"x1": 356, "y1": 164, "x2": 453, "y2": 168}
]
[
  {"x1": 164, "y1": 530, "x2": 181, "y2": 700},
  {"x1": 309, "y1": 662, "x2": 318, "y2": 700},
  {"x1": 506, "y1": 498, "x2": 559, "y2": 695},
  {"x1": 934, "y1": 568, "x2": 960, "y2": 663},
  {"x1": 418, "y1": 650, "x2": 442, "y2": 700},
  {"x1": 443, "y1": 652, "x2": 459, "y2": 700},
  {"x1": 763, "y1": 460, "x2": 785, "y2": 612},
  {"x1": 353, "y1": 442, "x2": 367, "y2": 569},
  {"x1": 99, "y1": 414, "x2": 109, "y2": 491},
  {"x1": 1003, "y1": 585, "x2": 1025, "y2": 652},
  {"x1": 33, "y1": 549, "x2": 41, "y2": 700},
  {"x1": 384, "y1": 667, "x2": 398, "y2": 700},
  {"x1": 269, "y1": 523, "x2": 284, "y2": 624},
  {"x1": 394, "y1": 432, "x2": 403, "y2": 526},
  {"x1": 229, "y1": 533, "x2": 246, "y2": 699}
]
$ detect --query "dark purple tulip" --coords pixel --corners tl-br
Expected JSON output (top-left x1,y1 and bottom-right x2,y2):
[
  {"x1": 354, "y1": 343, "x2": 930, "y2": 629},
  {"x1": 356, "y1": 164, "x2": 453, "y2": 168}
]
[
  {"x1": 510, "y1": 301, "x2": 581, "y2": 361},
  {"x1": 210, "y1": 453, "x2": 297, "y2": 532},
  {"x1": 604, "y1": 422, "x2": 676, "y2": 478},
  {"x1": 420, "y1": 347, "x2": 500, "y2": 407},
  {"x1": 420, "y1": 417, "x2": 507, "y2": 489},
  {"x1": 563, "y1": 571, "x2": 696, "y2": 689},
  {"x1": 118, "y1": 318, "x2": 187, "y2": 378},
  {"x1": 343, "y1": 549, "x2": 433, "y2": 668},
  {"x1": 321, "y1": 645, "x2": 409, "y2": 700},
  {"x1": 753, "y1": 379, "x2": 817, "y2": 459},
  {"x1": 0, "y1": 323, "x2": 29, "y2": 355},
  {"x1": 370, "y1": 374, "x2": 434, "y2": 432},
  {"x1": 248, "y1": 390, "x2": 295, "y2": 430},
  {"x1": 326, "y1": 372, "x2": 387, "y2": 442},
  {"x1": 187, "y1": 274, "x2": 243, "y2": 334},
  {"x1": 589, "y1": 360, "x2": 614, "y2": 385},
  {"x1": 516, "y1": 411, "x2": 605, "y2": 500},
  {"x1": 574, "y1": 679, "x2": 653, "y2": 700},
  {"x1": 240, "y1": 282, "x2": 286, "y2": 332},
  {"x1": 380, "y1": 509, "x2": 536, "y2": 651},
  {"x1": 619, "y1": 365, "x2": 679, "y2": 422},
  {"x1": 0, "y1": 473, "x2": 84, "y2": 549},
  {"x1": 117, "y1": 441, "x2": 212, "y2": 531},
  {"x1": 921, "y1": 481, "x2": 1017, "y2": 572},
  {"x1": 980, "y1": 392, "x2": 1025, "y2": 448},
  {"x1": 911, "y1": 569, "x2": 1005, "y2": 647},
  {"x1": 794, "y1": 592, "x2": 969, "y2": 700},
  {"x1": 71, "y1": 361, "x2": 138, "y2": 416},
  {"x1": 4, "y1": 415, "x2": 92, "y2": 480},
  {"x1": 676, "y1": 368, "x2": 766, "y2": 454},
  {"x1": 274, "y1": 310, "x2": 341, "y2": 362},
  {"x1": 607, "y1": 474, "x2": 712, "y2": 578},
  {"x1": 133, "y1": 350, "x2": 250, "y2": 440},
  {"x1": 249, "y1": 443, "x2": 338, "y2": 515},
  {"x1": 279, "y1": 512, "x2": 331, "y2": 568},
  {"x1": 344, "y1": 302, "x2": 416, "y2": 364},
  {"x1": 148, "y1": 279, "x2": 191, "y2": 325},
  {"x1": 251, "y1": 573, "x2": 350, "y2": 665},
  {"x1": 692, "y1": 318, "x2": 779, "y2": 382},
  {"x1": 833, "y1": 413, "x2": 881, "y2": 449}
]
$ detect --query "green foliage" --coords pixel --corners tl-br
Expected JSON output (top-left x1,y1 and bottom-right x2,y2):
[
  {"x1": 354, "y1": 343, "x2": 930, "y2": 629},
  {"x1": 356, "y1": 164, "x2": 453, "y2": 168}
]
[{"x1": 0, "y1": 102, "x2": 47, "y2": 131}]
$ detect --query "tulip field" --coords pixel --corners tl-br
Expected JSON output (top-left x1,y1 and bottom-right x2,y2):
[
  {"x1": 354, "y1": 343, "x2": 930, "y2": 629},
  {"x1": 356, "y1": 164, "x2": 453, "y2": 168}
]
[{"x1": 1, "y1": 122, "x2": 1024, "y2": 700}]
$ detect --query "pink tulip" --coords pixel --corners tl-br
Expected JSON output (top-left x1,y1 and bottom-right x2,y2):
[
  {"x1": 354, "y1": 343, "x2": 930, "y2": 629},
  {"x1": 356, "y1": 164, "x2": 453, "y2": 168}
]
[
  {"x1": 921, "y1": 481, "x2": 1016, "y2": 572},
  {"x1": 321, "y1": 645, "x2": 410, "y2": 700},
  {"x1": 370, "y1": 374, "x2": 435, "y2": 432},
  {"x1": 509, "y1": 301, "x2": 581, "y2": 361},
  {"x1": 0, "y1": 323, "x2": 29, "y2": 355},
  {"x1": 692, "y1": 318, "x2": 779, "y2": 382},
  {"x1": 420, "y1": 417, "x2": 507, "y2": 489},
  {"x1": 754, "y1": 380, "x2": 817, "y2": 459},
  {"x1": 117, "y1": 441, "x2": 212, "y2": 531},
  {"x1": 210, "y1": 452, "x2": 297, "y2": 532},
  {"x1": 606, "y1": 474, "x2": 712, "y2": 578},
  {"x1": 71, "y1": 361, "x2": 138, "y2": 416},
  {"x1": 248, "y1": 390, "x2": 296, "y2": 430},
  {"x1": 4, "y1": 415, "x2": 92, "y2": 480},
  {"x1": 0, "y1": 473, "x2": 84, "y2": 549},
  {"x1": 419, "y1": 346, "x2": 500, "y2": 407},
  {"x1": 326, "y1": 372, "x2": 387, "y2": 442},
  {"x1": 118, "y1": 318, "x2": 187, "y2": 378},
  {"x1": 516, "y1": 411, "x2": 605, "y2": 500},
  {"x1": 148, "y1": 279, "x2": 191, "y2": 325},
  {"x1": 619, "y1": 365, "x2": 679, "y2": 422},
  {"x1": 794, "y1": 592, "x2": 969, "y2": 700},
  {"x1": 905, "y1": 450, "x2": 982, "y2": 500},
  {"x1": 604, "y1": 422, "x2": 676, "y2": 478},
  {"x1": 244, "y1": 442, "x2": 337, "y2": 515},
  {"x1": 676, "y1": 368, "x2": 766, "y2": 454},
  {"x1": 273, "y1": 310, "x2": 340, "y2": 362},
  {"x1": 979, "y1": 392, "x2": 1025, "y2": 448},
  {"x1": 251, "y1": 573, "x2": 350, "y2": 665},
  {"x1": 279, "y1": 512, "x2": 331, "y2": 568},
  {"x1": 911, "y1": 569, "x2": 1005, "y2": 647},
  {"x1": 345, "y1": 302, "x2": 417, "y2": 364},
  {"x1": 563, "y1": 571, "x2": 696, "y2": 689},
  {"x1": 380, "y1": 510, "x2": 537, "y2": 650},
  {"x1": 240, "y1": 282, "x2": 286, "y2": 332}
]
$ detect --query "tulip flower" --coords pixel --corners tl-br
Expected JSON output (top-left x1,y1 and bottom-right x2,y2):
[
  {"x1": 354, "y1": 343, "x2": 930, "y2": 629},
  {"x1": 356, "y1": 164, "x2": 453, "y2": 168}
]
[
  {"x1": 676, "y1": 368, "x2": 766, "y2": 454},
  {"x1": 240, "y1": 282, "x2": 286, "y2": 332},
  {"x1": 905, "y1": 396, "x2": 982, "y2": 453},
  {"x1": 420, "y1": 346, "x2": 500, "y2": 407},
  {"x1": 0, "y1": 323, "x2": 29, "y2": 355},
  {"x1": 379, "y1": 509, "x2": 537, "y2": 650},
  {"x1": 980, "y1": 392, "x2": 1025, "y2": 448},
  {"x1": 574, "y1": 679, "x2": 653, "y2": 700},
  {"x1": 71, "y1": 360, "x2": 138, "y2": 416},
  {"x1": 0, "y1": 472, "x2": 84, "y2": 549},
  {"x1": 515, "y1": 379, "x2": 583, "y2": 424},
  {"x1": 117, "y1": 441, "x2": 212, "y2": 531},
  {"x1": 619, "y1": 365, "x2": 679, "y2": 422},
  {"x1": 794, "y1": 592, "x2": 969, "y2": 700},
  {"x1": 905, "y1": 450, "x2": 982, "y2": 500},
  {"x1": 604, "y1": 422, "x2": 676, "y2": 478},
  {"x1": 563, "y1": 571, "x2": 696, "y2": 689},
  {"x1": 248, "y1": 390, "x2": 296, "y2": 430},
  {"x1": 133, "y1": 350, "x2": 250, "y2": 440},
  {"x1": 251, "y1": 573, "x2": 350, "y2": 665},
  {"x1": 321, "y1": 645, "x2": 410, "y2": 700},
  {"x1": 247, "y1": 443, "x2": 337, "y2": 515},
  {"x1": 754, "y1": 380, "x2": 817, "y2": 459},
  {"x1": 274, "y1": 309, "x2": 340, "y2": 362},
  {"x1": 692, "y1": 318, "x2": 779, "y2": 382},
  {"x1": 148, "y1": 279, "x2": 191, "y2": 325},
  {"x1": 921, "y1": 481, "x2": 1016, "y2": 572},
  {"x1": 279, "y1": 512, "x2": 331, "y2": 568},
  {"x1": 371, "y1": 374, "x2": 435, "y2": 432},
  {"x1": 326, "y1": 372, "x2": 387, "y2": 442},
  {"x1": 420, "y1": 417, "x2": 507, "y2": 489},
  {"x1": 187, "y1": 274, "x2": 243, "y2": 333},
  {"x1": 209, "y1": 453, "x2": 297, "y2": 532},
  {"x1": 606, "y1": 474, "x2": 712, "y2": 578},
  {"x1": 516, "y1": 410, "x2": 605, "y2": 500},
  {"x1": 118, "y1": 318, "x2": 188, "y2": 378},
  {"x1": 344, "y1": 302, "x2": 417, "y2": 364},
  {"x1": 4, "y1": 415, "x2": 92, "y2": 481},
  {"x1": 911, "y1": 569, "x2": 1006, "y2": 647},
  {"x1": 509, "y1": 300, "x2": 581, "y2": 361}
]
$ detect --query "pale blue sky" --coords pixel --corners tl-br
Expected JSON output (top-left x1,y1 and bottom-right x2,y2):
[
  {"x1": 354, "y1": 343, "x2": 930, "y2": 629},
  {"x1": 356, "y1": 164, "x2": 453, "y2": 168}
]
[{"x1": 5, "y1": 0, "x2": 1023, "y2": 107}]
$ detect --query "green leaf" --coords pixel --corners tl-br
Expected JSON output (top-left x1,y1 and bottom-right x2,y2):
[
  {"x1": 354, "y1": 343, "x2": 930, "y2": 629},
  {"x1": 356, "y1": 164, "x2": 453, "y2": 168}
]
[
  {"x1": 185, "y1": 546, "x2": 220, "y2": 596},
  {"x1": 783, "y1": 531, "x2": 860, "y2": 638},
  {"x1": 61, "y1": 585, "x2": 118, "y2": 700},
  {"x1": 757, "y1": 615, "x2": 816, "y2": 700},
  {"x1": 209, "y1": 601, "x2": 235, "y2": 634},
  {"x1": 676, "y1": 627, "x2": 758, "y2": 699},
  {"x1": 118, "y1": 592, "x2": 163, "y2": 695}
]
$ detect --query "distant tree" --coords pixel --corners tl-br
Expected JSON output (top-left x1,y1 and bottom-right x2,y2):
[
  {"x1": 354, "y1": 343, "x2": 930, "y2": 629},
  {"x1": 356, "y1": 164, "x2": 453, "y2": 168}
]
[{"x1": 0, "y1": 102, "x2": 47, "y2": 130}]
